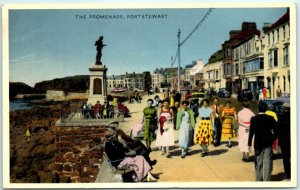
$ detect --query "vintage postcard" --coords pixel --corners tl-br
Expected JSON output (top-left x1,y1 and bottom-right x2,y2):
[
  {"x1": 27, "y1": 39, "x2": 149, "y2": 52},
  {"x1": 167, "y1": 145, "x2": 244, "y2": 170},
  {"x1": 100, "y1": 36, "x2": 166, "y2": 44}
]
[{"x1": 2, "y1": 2, "x2": 297, "y2": 189}]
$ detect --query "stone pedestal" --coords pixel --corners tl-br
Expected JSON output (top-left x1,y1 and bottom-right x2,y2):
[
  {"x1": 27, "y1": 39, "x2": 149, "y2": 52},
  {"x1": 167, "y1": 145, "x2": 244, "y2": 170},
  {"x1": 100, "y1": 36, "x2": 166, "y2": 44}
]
[{"x1": 87, "y1": 64, "x2": 108, "y2": 105}]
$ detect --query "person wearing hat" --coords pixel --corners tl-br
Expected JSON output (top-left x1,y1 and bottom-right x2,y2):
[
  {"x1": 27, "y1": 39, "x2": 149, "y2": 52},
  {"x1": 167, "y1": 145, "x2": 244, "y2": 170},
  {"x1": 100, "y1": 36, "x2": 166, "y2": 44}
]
[{"x1": 143, "y1": 99, "x2": 157, "y2": 150}]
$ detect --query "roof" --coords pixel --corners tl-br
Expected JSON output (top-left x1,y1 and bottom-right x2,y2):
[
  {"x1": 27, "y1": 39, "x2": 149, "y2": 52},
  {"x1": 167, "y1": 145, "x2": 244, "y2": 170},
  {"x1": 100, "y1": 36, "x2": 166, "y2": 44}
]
[
  {"x1": 185, "y1": 61, "x2": 197, "y2": 69},
  {"x1": 232, "y1": 36, "x2": 254, "y2": 49},
  {"x1": 264, "y1": 9, "x2": 289, "y2": 33},
  {"x1": 190, "y1": 60, "x2": 205, "y2": 75},
  {"x1": 107, "y1": 75, "x2": 125, "y2": 80},
  {"x1": 207, "y1": 50, "x2": 224, "y2": 64}
]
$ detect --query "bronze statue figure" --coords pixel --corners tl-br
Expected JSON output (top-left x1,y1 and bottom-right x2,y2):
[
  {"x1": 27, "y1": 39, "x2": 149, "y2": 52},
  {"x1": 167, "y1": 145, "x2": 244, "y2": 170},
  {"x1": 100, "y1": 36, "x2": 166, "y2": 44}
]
[{"x1": 95, "y1": 36, "x2": 106, "y2": 65}]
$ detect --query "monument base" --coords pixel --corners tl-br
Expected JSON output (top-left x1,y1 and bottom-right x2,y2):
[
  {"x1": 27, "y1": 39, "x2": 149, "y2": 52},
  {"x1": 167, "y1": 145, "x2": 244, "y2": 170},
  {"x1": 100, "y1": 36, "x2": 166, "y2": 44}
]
[{"x1": 87, "y1": 63, "x2": 108, "y2": 105}]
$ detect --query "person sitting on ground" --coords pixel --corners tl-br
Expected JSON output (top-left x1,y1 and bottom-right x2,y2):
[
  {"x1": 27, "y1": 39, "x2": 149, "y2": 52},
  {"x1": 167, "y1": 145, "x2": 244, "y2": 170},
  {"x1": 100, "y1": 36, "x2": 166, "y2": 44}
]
[
  {"x1": 116, "y1": 129, "x2": 157, "y2": 166},
  {"x1": 104, "y1": 127, "x2": 158, "y2": 182}
]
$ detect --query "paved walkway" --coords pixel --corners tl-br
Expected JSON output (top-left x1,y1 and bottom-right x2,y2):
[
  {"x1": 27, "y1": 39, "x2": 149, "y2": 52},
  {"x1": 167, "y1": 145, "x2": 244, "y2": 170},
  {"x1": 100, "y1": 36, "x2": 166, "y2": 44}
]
[{"x1": 118, "y1": 93, "x2": 287, "y2": 183}]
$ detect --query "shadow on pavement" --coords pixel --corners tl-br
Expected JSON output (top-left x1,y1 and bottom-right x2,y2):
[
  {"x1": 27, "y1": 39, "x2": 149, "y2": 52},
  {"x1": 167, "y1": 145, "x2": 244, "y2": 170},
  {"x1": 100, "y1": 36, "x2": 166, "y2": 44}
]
[
  {"x1": 187, "y1": 149, "x2": 202, "y2": 156},
  {"x1": 169, "y1": 149, "x2": 181, "y2": 157},
  {"x1": 207, "y1": 149, "x2": 228, "y2": 156},
  {"x1": 271, "y1": 172, "x2": 286, "y2": 181}
]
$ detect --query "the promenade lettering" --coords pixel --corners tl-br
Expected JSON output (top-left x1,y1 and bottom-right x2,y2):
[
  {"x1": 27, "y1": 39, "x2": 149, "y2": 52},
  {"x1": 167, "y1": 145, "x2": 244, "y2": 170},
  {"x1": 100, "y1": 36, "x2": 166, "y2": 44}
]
[{"x1": 75, "y1": 14, "x2": 168, "y2": 20}]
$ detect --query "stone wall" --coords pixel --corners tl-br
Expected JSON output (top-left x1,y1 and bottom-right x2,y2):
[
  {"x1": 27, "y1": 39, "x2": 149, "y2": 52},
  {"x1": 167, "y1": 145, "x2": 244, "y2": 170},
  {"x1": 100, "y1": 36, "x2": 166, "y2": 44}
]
[
  {"x1": 54, "y1": 125, "x2": 106, "y2": 183},
  {"x1": 46, "y1": 90, "x2": 66, "y2": 101},
  {"x1": 65, "y1": 92, "x2": 88, "y2": 100}
]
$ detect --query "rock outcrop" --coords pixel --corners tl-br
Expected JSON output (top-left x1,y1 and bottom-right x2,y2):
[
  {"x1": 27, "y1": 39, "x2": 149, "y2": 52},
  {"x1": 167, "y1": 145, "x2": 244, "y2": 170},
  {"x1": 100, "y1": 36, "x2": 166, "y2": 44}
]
[
  {"x1": 9, "y1": 82, "x2": 34, "y2": 100},
  {"x1": 34, "y1": 75, "x2": 89, "y2": 94},
  {"x1": 10, "y1": 105, "x2": 60, "y2": 183}
]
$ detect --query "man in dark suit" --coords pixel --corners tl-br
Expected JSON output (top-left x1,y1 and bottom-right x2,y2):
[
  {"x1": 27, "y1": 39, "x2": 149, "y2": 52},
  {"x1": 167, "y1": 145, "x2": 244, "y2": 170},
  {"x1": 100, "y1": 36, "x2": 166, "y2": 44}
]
[
  {"x1": 248, "y1": 101, "x2": 277, "y2": 181},
  {"x1": 210, "y1": 98, "x2": 223, "y2": 146}
]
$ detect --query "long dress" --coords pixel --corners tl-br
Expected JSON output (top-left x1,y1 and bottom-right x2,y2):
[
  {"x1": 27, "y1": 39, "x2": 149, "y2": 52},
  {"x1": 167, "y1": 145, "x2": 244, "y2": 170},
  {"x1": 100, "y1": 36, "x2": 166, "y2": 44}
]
[
  {"x1": 194, "y1": 107, "x2": 214, "y2": 145},
  {"x1": 222, "y1": 106, "x2": 236, "y2": 139},
  {"x1": 143, "y1": 106, "x2": 157, "y2": 142},
  {"x1": 176, "y1": 109, "x2": 195, "y2": 149},
  {"x1": 155, "y1": 108, "x2": 175, "y2": 147},
  {"x1": 237, "y1": 108, "x2": 255, "y2": 152}
]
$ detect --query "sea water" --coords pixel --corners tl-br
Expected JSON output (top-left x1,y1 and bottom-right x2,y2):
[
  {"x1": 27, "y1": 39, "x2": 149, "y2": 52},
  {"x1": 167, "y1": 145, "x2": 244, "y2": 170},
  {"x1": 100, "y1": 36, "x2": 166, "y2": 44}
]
[{"x1": 9, "y1": 99, "x2": 33, "y2": 111}]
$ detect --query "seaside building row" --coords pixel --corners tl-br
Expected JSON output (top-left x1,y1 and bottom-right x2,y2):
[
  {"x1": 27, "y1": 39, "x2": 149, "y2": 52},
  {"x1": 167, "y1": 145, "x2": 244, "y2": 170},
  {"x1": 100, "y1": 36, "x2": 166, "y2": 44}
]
[
  {"x1": 203, "y1": 9, "x2": 290, "y2": 99},
  {"x1": 107, "y1": 9, "x2": 290, "y2": 100}
]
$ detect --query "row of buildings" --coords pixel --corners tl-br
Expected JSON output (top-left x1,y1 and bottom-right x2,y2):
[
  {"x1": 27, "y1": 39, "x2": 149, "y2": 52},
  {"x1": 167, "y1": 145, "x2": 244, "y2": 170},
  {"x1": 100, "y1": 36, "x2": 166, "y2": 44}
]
[
  {"x1": 203, "y1": 9, "x2": 290, "y2": 100},
  {"x1": 107, "y1": 9, "x2": 290, "y2": 100}
]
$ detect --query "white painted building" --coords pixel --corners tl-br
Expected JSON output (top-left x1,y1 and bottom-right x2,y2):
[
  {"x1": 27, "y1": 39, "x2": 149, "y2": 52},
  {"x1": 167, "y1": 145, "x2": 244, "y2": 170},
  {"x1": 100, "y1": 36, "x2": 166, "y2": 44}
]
[
  {"x1": 151, "y1": 72, "x2": 164, "y2": 89},
  {"x1": 263, "y1": 10, "x2": 290, "y2": 99},
  {"x1": 107, "y1": 75, "x2": 125, "y2": 89},
  {"x1": 203, "y1": 60, "x2": 222, "y2": 91},
  {"x1": 189, "y1": 60, "x2": 205, "y2": 87},
  {"x1": 124, "y1": 72, "x2": 145, "y2": 89},
  {"x1": 232, "y1": 34, "x2": 265, "y2": 100}
]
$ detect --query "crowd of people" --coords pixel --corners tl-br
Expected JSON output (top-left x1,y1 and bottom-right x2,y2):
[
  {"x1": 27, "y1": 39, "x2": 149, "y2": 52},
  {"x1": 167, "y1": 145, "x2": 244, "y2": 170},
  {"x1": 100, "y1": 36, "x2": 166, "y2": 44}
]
[
  {"x1": 102, "y1": 89, "x2": 291, "y2": 182},
  {"x1": 139, "y1": 90, "x2": 291, "y2": 181},
  {"x1": 81, "y1": 98, "x2": 130, "y2": 119}
]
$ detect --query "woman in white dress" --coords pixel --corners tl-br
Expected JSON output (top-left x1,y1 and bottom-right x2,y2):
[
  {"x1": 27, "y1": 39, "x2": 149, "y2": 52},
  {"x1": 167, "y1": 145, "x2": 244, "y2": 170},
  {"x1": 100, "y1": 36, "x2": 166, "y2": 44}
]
[{"x1": 155, "y1": 99, "x2": 175, "y2": 158}]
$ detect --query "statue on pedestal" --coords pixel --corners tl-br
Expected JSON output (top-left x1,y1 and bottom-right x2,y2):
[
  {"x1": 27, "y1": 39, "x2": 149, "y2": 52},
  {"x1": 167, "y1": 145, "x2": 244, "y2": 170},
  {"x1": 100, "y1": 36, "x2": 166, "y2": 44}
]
[{"x1": 95, "y1": 35, "x2": 106, "y2": 65}]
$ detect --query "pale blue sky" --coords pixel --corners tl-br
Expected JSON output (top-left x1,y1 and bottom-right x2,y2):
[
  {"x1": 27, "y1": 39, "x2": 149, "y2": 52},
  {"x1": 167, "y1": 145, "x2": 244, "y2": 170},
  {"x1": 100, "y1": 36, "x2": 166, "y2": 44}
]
[{"x1": 8, "y1": 7, "x2": 287, "y2": 87}]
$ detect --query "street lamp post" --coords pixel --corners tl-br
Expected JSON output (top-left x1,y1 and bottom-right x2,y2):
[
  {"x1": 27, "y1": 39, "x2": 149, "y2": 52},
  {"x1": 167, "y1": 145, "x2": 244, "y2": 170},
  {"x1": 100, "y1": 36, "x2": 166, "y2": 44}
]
[
  {"x1": 177, "y1": 29, "x2": 181, "y2": 92},
  {"x1": 171, "y1": 56, "x2": 173, "y2": 89}
]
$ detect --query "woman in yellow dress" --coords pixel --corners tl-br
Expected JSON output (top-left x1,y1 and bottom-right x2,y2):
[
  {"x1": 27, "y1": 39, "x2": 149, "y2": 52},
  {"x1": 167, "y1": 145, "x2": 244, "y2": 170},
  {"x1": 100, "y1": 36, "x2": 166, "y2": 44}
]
[
  {"x1": 221, "y1": 100, "x2": 237, "y2": 148},
  {"x1": 194, "y1": 99, "x2": 214, "y2": 157}
]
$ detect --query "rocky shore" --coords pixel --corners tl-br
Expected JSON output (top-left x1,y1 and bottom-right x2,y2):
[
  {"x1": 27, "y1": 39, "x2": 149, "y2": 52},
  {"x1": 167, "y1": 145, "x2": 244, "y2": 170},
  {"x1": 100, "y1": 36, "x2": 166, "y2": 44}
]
[{"x1": 9, "y1": 103, "x2": 64, "y2": 183}]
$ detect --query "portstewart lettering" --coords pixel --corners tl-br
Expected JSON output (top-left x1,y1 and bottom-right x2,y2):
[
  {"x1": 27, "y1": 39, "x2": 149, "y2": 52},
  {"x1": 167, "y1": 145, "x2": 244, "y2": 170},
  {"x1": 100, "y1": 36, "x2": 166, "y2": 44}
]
[{"x1": 126, "y1": 14, "x2": 168, "y2": 19}]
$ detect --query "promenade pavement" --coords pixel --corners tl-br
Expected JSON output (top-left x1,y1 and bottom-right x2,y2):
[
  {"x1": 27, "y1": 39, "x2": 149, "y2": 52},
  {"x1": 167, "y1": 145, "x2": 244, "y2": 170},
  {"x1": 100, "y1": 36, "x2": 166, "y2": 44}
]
[{"x1": 118, "y1": 93, "x2": 287, "y2": 183}]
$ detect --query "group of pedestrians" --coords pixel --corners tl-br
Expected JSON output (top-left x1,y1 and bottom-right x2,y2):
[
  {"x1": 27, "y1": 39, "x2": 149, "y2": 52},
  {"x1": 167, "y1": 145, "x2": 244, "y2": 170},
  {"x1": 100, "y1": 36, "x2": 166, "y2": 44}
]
[
  {"x1": 142, "y1": 95, "x2": 238, "y2": 158},
  {"x1": 81, "y1": 100, "x2": 115, "y2": 119},
  {"x1": 139, "y1": 91, "x2": 291, "y2": 181}
]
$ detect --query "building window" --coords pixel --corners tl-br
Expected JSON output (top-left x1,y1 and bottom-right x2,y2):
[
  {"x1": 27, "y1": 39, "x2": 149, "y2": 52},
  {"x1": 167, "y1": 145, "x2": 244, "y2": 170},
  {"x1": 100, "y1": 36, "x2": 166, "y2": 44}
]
[
  {"x1": 226, "y1": 64, "x2": 231, "y2": 75},
  {"x1": 283, "y1": 76, "x2": 286, "y2": 91},
  {"x1": 216, "y1": 71, "x2": 219, "y2": 80},
  {"x1": 274, "y1": 49, "x2": 278, "y2": 67},
  {"x1": 283, "y1": 26, "x2": 286, "y2": 40},
  {"x1": 272, "y1": 31, "x2": 274, "y2": 44},
  {"x1": 268, "y1": 34, "x2": 270, "y2": 46},
  {"x1": 277, "y1": 29, "x2": 280, "y2": 42},
  {"x1": 260, "y1": 58, "x2": 264, "y2": 70},
  {"x1": 288, "y1": 23, "x2": 290, "y2": 37},
  {"x1": 235, "y1": 64, "x2": 239, "y2": 76},
  {"x1": 284, "y1": 46, "x2": 289, "y2": 65},
  {"x1": 268, "y1": 51, "x2": 273, "y2": 68}
]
